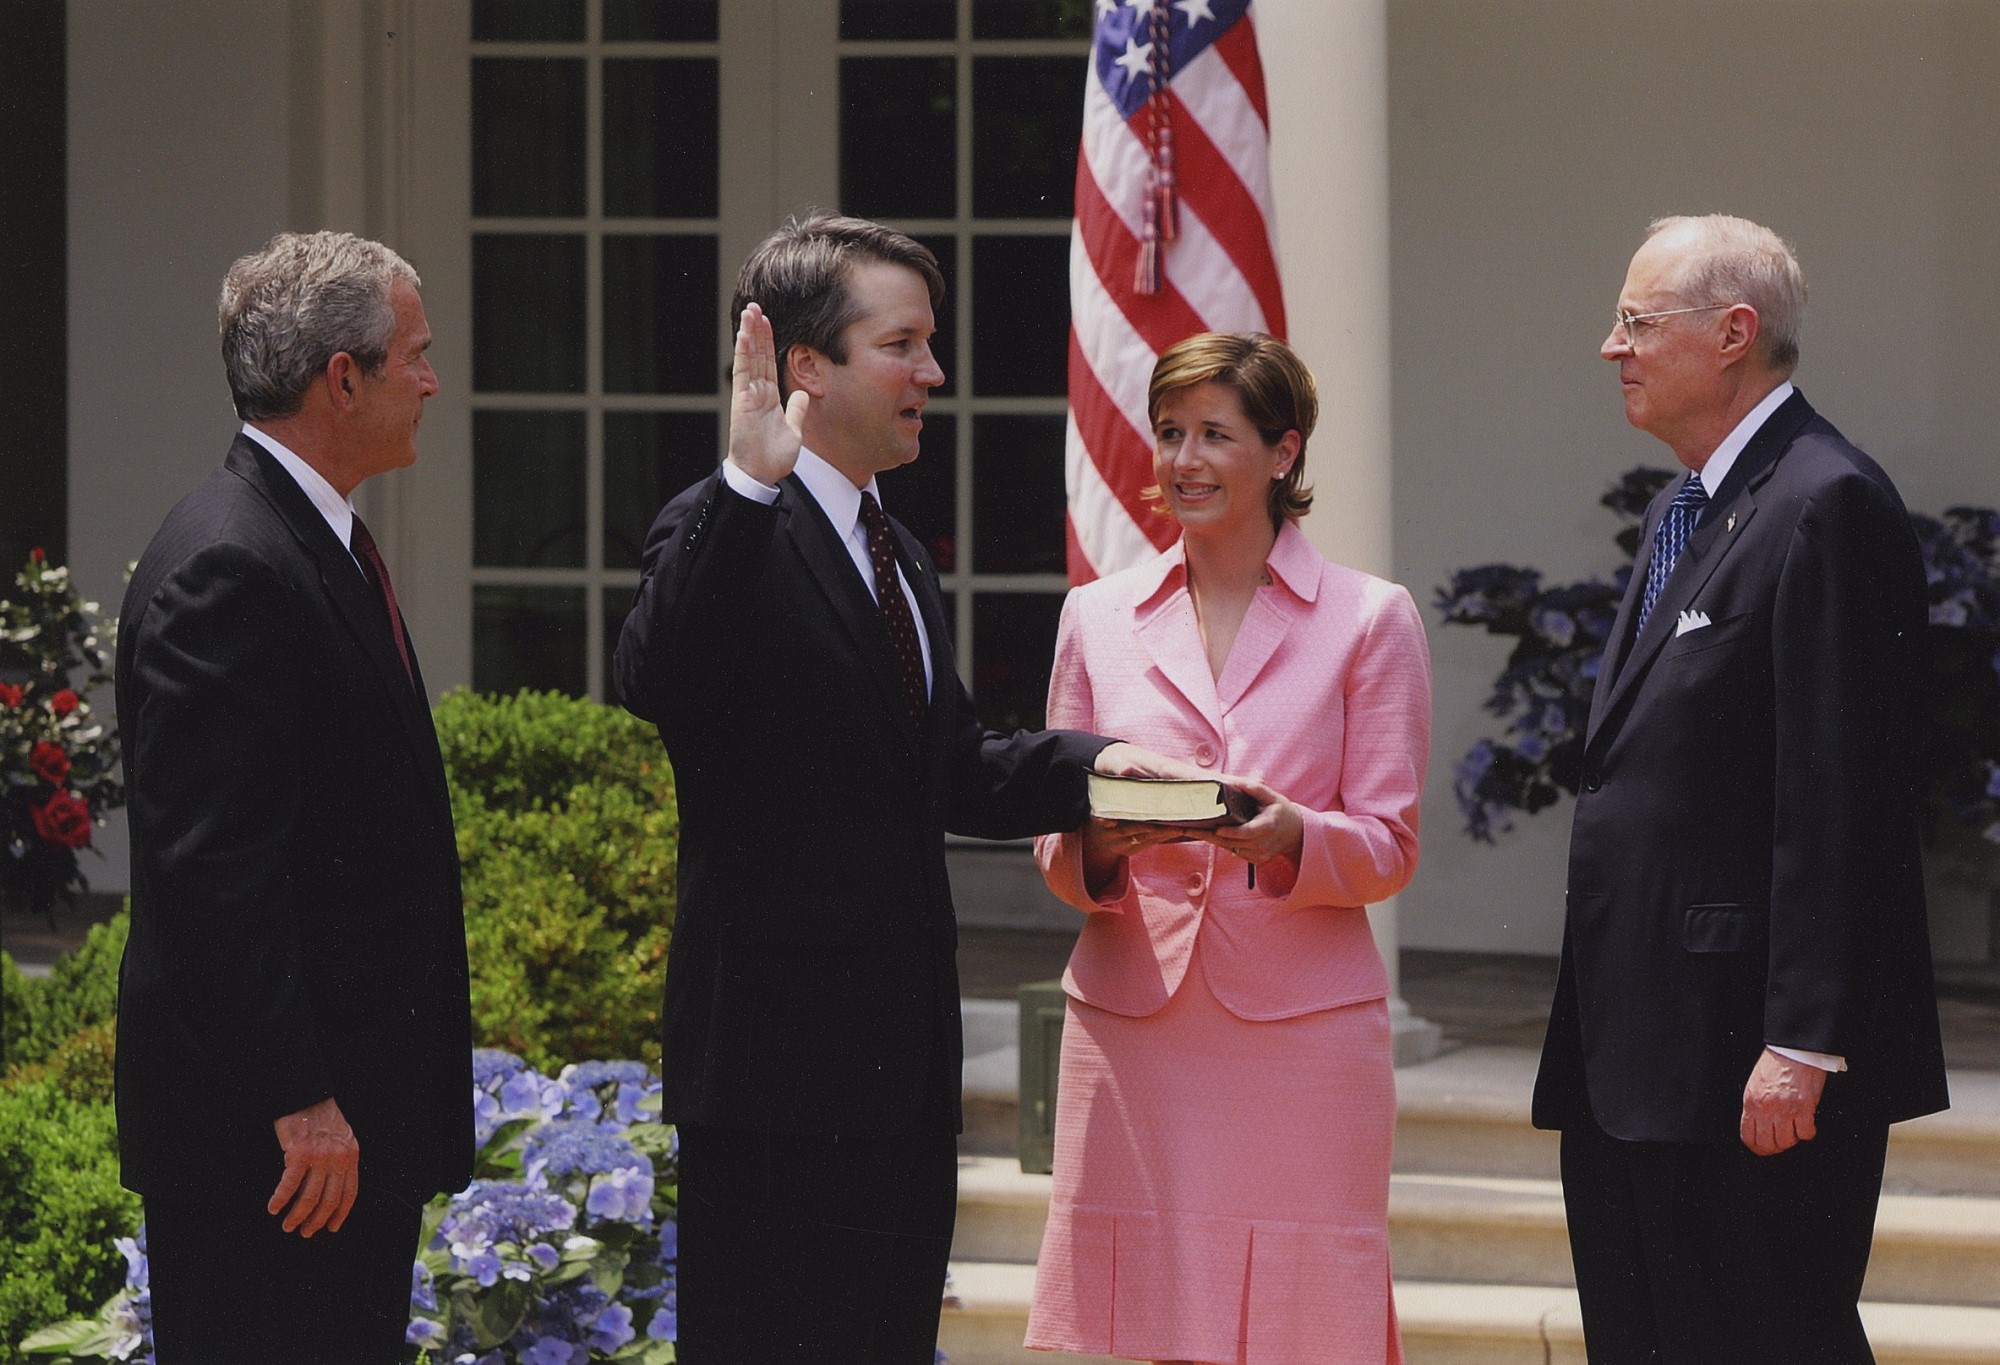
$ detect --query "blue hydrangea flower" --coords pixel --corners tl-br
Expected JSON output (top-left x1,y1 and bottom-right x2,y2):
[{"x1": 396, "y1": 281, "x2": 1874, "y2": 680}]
[
  {"x1": 411, "y1": 1259, "x2": 438, "y2": 1312},
  {"x1": 585, "y1": 1303, "x2": 636, "y2": 1354},
  {"x1": 521, "y1": 1337, "x2": 581, "y2": 1365},
  {"x1": 647, "y1": 1304, "x2": 678, "y2": 1342},
  {"x1": 406, "y1": 1316, "x2": 449, "y2": 1349}
]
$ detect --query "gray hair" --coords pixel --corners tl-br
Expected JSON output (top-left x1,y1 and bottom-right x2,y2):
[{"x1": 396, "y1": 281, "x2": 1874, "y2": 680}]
[
  {"x1": 1645, "y1": 214, "x2": 1806, "y2": 375},
  {"x1": 219, "y1": 231, "x2": 420, "y2": 420}
]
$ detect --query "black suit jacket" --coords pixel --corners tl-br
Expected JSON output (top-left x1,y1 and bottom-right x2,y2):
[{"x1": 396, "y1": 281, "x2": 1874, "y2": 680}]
[
  {"x1": 115, "y1": 436, "x2": 472, "y2": 1203},
  {"x1": 1533, "y1": 391, "x2": 1948, "y2": 1145},
  {"x1": 615, "y1": 469, "x2": 1107, "y2": 1136}
]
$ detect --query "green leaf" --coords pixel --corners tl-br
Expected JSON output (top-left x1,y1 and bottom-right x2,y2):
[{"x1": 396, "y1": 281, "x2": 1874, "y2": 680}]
[{"x1": 470, "y1": 1278, "x2": 535, "y2": 1348}]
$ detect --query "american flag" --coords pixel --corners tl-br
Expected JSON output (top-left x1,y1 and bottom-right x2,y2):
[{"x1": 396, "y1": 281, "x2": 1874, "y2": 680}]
[{"x1": 1065, "y1": 0, "x2": 1287, "y2": 584}]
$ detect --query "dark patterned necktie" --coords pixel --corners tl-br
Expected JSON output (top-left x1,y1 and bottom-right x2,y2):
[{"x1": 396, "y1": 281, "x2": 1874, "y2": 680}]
[
  {"x1": 1636, "y1": 475, "x2": 1710, "y2": 636},
  {"x1": 858, "y1": 492, "x2": 928, "y2": 734},
  {"x1": 350, "y1": 516, "x2": 414, "y2": 686}
]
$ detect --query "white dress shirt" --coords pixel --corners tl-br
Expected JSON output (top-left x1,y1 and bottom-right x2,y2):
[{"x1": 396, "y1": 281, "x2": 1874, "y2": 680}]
[
  {"x1": 722, "y1": 449, "x2": 934, "y2": 693},
  {"x1": 239, "y1": 423, "x2": 364, "y2": 572}
]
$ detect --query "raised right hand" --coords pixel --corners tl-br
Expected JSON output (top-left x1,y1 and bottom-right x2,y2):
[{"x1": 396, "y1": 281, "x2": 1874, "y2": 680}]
[{"x1": 727, "y1": 302, "x2": 810, "y2": 486}]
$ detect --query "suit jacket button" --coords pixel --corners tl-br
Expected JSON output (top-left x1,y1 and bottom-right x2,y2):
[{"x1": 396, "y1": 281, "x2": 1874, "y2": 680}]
[
  {"x1": 1582, "y1": 769, "x2": 1602, "y2": 792},
  {"x1": 1194, "y1": 743, "x2": 1217, "y2": 767}
]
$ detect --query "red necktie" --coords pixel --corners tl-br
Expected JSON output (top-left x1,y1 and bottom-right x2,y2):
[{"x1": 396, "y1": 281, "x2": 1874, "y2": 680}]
[
  {"x1": 350, "y1": 516, "x2": 414, "y2": 686},
  {"x1": 858, "y1": 492, "x2": 928, "y2": 734}
]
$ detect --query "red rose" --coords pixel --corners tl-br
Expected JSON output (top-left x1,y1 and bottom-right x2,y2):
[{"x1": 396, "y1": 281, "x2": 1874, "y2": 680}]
[
  {"x1": 31, "y1": 790, "x2": 93, "y2": 850},
  {"x1": 0, "y1": 682, "x2": 21, "y2": 708},
  {"x1": 50, "y1": 689, "x2": 80, "y2": 717},
  {"x1": 29, "y1": 740, "x2": 70, "y2": 786},
  {"x1": 29, "y1": 546, "x2": 45, "y2": 564}
]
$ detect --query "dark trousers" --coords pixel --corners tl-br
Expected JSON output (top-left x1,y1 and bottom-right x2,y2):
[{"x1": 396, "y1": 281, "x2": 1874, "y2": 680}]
[
  {"x1": 675, "y1": 1121, "x2": 959, "y2": 1364},
  {"x1": 146, "y1": 1183, "x2": 421, "y2": 1364},
  {"x1": 1559, "y1": 1109, "x2": 1889, "y2": 1364}
]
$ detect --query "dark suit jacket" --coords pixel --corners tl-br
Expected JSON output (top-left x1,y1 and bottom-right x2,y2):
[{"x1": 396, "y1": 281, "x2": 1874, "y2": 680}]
[
  {"x1": 615, "y1": 469, "x2": 1108, "y2": 1136},
  {"x1": 115, "y1": 435, "x2": 472, "y2": 1203},
  {"x1": 1533, "y1": 390, "x2": 1948, "y2": 1145}
]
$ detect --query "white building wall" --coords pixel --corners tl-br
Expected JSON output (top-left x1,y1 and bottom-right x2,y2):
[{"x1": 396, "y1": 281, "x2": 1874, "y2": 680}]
[
  {"x1": 1383, "y1": 0, "x2": 2000, "y2": 952},
  {"x1": 68, "y1": 1, "x2": 304, "y2": 896}
]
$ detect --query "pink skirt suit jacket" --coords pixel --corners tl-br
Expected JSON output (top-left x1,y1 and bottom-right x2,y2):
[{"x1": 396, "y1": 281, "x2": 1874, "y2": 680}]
[{"x1": 1023, "y1": 521, "x2": 1431, "y2": 1365}]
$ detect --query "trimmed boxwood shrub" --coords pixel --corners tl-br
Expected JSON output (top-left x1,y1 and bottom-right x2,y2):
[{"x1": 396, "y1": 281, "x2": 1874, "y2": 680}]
[
  {"x1": 436, "y1": 689, "x2": 678, "y2": 1073},
  {"x1": 1, "y1": 913, "x2": 126, "y2": 1074},
  {"x1": 0, "y1": 1078, "x2": 137, "y2": 1363}
]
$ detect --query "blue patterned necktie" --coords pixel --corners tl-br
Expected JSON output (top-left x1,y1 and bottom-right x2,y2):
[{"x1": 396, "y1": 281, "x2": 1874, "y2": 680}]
[{"x1": 1636, "y1": 476, "x2": 1710, "y2": 635}]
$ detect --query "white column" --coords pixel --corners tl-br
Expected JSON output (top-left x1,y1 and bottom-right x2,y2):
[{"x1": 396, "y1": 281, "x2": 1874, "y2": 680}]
[{"x1": 1259, "y1": 0, "x2": 1440, "y2": 1064}]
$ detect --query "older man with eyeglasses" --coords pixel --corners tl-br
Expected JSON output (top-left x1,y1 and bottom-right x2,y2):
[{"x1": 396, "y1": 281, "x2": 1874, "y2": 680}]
[{"x1": 1530, "y1": 215, "x2": 1948, "y2": 1362}]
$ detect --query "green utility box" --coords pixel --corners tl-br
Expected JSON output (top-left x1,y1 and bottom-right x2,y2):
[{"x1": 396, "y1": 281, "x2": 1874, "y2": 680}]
[{"x1": 1018, "y1": 980, "x2": 1067, "y2": 1174}]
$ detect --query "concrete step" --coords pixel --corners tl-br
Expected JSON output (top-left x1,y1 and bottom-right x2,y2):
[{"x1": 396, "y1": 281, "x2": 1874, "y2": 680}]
[
  {"x1": 972, "y1": 1017, "x2": 2000, "y2": 1197},
  {"x1": 939, "y1": 1266, "x2": 2000, "y2": 1365},
  {"x1": 1392, "y1": 1046, "x2": 2000, "y2": 1196},
  {"x1": 953, "y1": 1159, "x2": 2000, "y2": 1308}
]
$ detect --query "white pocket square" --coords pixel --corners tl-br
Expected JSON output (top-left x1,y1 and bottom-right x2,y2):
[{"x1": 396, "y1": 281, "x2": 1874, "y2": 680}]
[{"x1": 1675, "y1": 608, "x2": 1712, "y2": 637}]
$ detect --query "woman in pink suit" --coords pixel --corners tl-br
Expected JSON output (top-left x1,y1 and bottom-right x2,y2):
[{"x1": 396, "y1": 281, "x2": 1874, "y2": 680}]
[{"x1": 1024, "y1": 333, "x2": 1430, "y2": 1365}]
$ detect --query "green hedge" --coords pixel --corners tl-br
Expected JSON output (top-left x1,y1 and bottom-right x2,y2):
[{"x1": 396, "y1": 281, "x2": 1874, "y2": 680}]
[
  {"x1": 0, "y1": 1080, "x2": 137, "y2": 1363},
  {"x1": 436, "y1": 689, "x2": 678, "y2": 1072},
  {"x1": 1, "y1": 914, "x2": 126, "y2": 1075},
  {"x1": 0, "y1": 690, "x2": 678, "y2": 1359}
]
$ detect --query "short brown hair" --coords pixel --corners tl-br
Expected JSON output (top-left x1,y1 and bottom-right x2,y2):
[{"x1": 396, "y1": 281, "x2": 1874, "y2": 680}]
[
  {"x1": 730, "y1": 214, "x2": 946, "y2": 393},
  {"x1": 1147, "y1": 332, "x2": 1317, "y2": 527}
]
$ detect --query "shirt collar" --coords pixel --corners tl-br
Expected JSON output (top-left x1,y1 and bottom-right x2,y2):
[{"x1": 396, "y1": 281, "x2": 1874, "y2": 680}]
[
  {"x1": 1695, "y1": 380, "x2": 1794, "y2": 496},
  {"x1": 1127, "y1": 519, "x2": 1322, "y2": 610},
  {"x1": 240, "y1": 422, "x2": 357, "y2": 554},
  {"x1": 791, "y1": 445, "x2": 881, "y2": 540}
]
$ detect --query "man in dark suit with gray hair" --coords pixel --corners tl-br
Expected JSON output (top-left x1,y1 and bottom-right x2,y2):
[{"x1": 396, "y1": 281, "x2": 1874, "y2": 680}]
[
  {"x1": 1533, "y1": 214, "x2": 1948, "y2": 1362},
  {"x1": 117, "y1": 230, "x2": 470, "y2": 1362}
]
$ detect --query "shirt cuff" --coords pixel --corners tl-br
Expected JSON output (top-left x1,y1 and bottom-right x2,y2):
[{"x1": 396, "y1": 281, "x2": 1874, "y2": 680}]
[
  {"x1": 1769, "y1": 1044, "x2": 1847, "y2": 1072},
  {"x1": 721, "y1": 459, "x2": 781, "y2": 505}
]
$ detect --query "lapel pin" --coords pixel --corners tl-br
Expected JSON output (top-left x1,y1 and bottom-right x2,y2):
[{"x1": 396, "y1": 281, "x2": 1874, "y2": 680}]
[{"x1": 1726, "y1": 511, "x2": 1737, "y2": 533}]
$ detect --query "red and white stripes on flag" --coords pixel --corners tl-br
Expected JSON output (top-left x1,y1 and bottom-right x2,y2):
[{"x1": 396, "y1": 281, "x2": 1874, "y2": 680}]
[{"x1": 1066, "y1": 0, "x2": 1287, "y2": 584}]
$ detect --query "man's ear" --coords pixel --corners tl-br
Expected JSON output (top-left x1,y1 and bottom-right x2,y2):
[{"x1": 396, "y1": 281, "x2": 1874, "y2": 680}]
[
  {"x1": 785, "y1": 343, "x2": 831, "y2": 399},
  {"x1": 325, "y1": 352, "x2": 361, "y2": 410},
  {"x1": 1717, "y1": 304, "x2": 1762, "y2": 368}
]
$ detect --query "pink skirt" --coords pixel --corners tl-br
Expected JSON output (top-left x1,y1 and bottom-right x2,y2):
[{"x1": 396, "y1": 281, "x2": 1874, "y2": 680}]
[{"x1": 1025, "y1": 959, "x2": 1402, "y2": 1365}]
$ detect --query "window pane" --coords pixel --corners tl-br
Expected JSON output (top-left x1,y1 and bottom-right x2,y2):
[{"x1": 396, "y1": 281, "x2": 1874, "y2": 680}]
[
  {"x1": 473, "y1": 411, "x2": 586, "y2": 568},
  {"x1": 840, "y1": 0, "x2": 953, "y2": 40},
  {"x1": 473, "y1": 234, "x2": 587, "y2": 393},
  {"x1": 840, "y1": 58, "x2": 956, "y2": 220},
  {"x1": 473, "y1": 0, "x2": 584, "y2": 41},
  {"x1": 972, "y1": 414, "x2": 1065, "y2": 573},
  {"x1": 973, "y1": 57, "x2": 1084, "y2": 219},
  {"x1": 972, "y1": 592, "x2": 1064, "y2": 731},
  {"x1": 604, "y1": 0, "x2": 719, "y2": 41},
  {"x1": 877, "y1": 413, "x2": 956, "y2": 572},
  {"x1": 474, "y1": 585, "x2": 587, "y2": 697},
  {"x1": 604, "y1": 59, "x2": 719, "y2": 218},
  {"x1": 604, "y1": 234, "x2": 720, "y2": 394},
  {"x1": 911, "y1": 235, "x2": 957, "y2": 397},
  {"x1": 473, "y1": 59, "x2": 585, "y2": 218},
  {"x1": 604, "y1": 411, "x2": 720, "y2": 569},
  {"x1": 972, "y1": 235, "x2": 1069, "y2": 396},
  {"x1": 972, "y1": 0, "x2": 1093, "y2": 39}
]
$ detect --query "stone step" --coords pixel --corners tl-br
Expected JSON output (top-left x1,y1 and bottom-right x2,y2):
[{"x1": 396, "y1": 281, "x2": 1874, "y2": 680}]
[
  {"x1": 965, "y1": 1008, "x2": 2000, "y2": 1197},
  {"x1": 1391, "y1": 1046, "x2": 2000, "y2": 1197},
  {"x1": 938, "y1": 1265, "x2": 2000, "y2": 1365},
  {"x1": 952, "y1": 1158, "x2": 2000, "y2": 1308}
]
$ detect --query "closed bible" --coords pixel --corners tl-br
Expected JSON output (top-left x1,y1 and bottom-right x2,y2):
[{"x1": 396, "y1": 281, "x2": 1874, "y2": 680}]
[{"x1": 1086, "y1": 772, "x2": 1261, "y2": 828}]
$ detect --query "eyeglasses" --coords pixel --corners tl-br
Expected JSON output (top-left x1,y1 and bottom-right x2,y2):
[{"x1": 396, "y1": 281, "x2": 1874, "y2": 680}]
[{"x1": 1611, "y1": 303, "x2": 1734, "y2": 349}]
